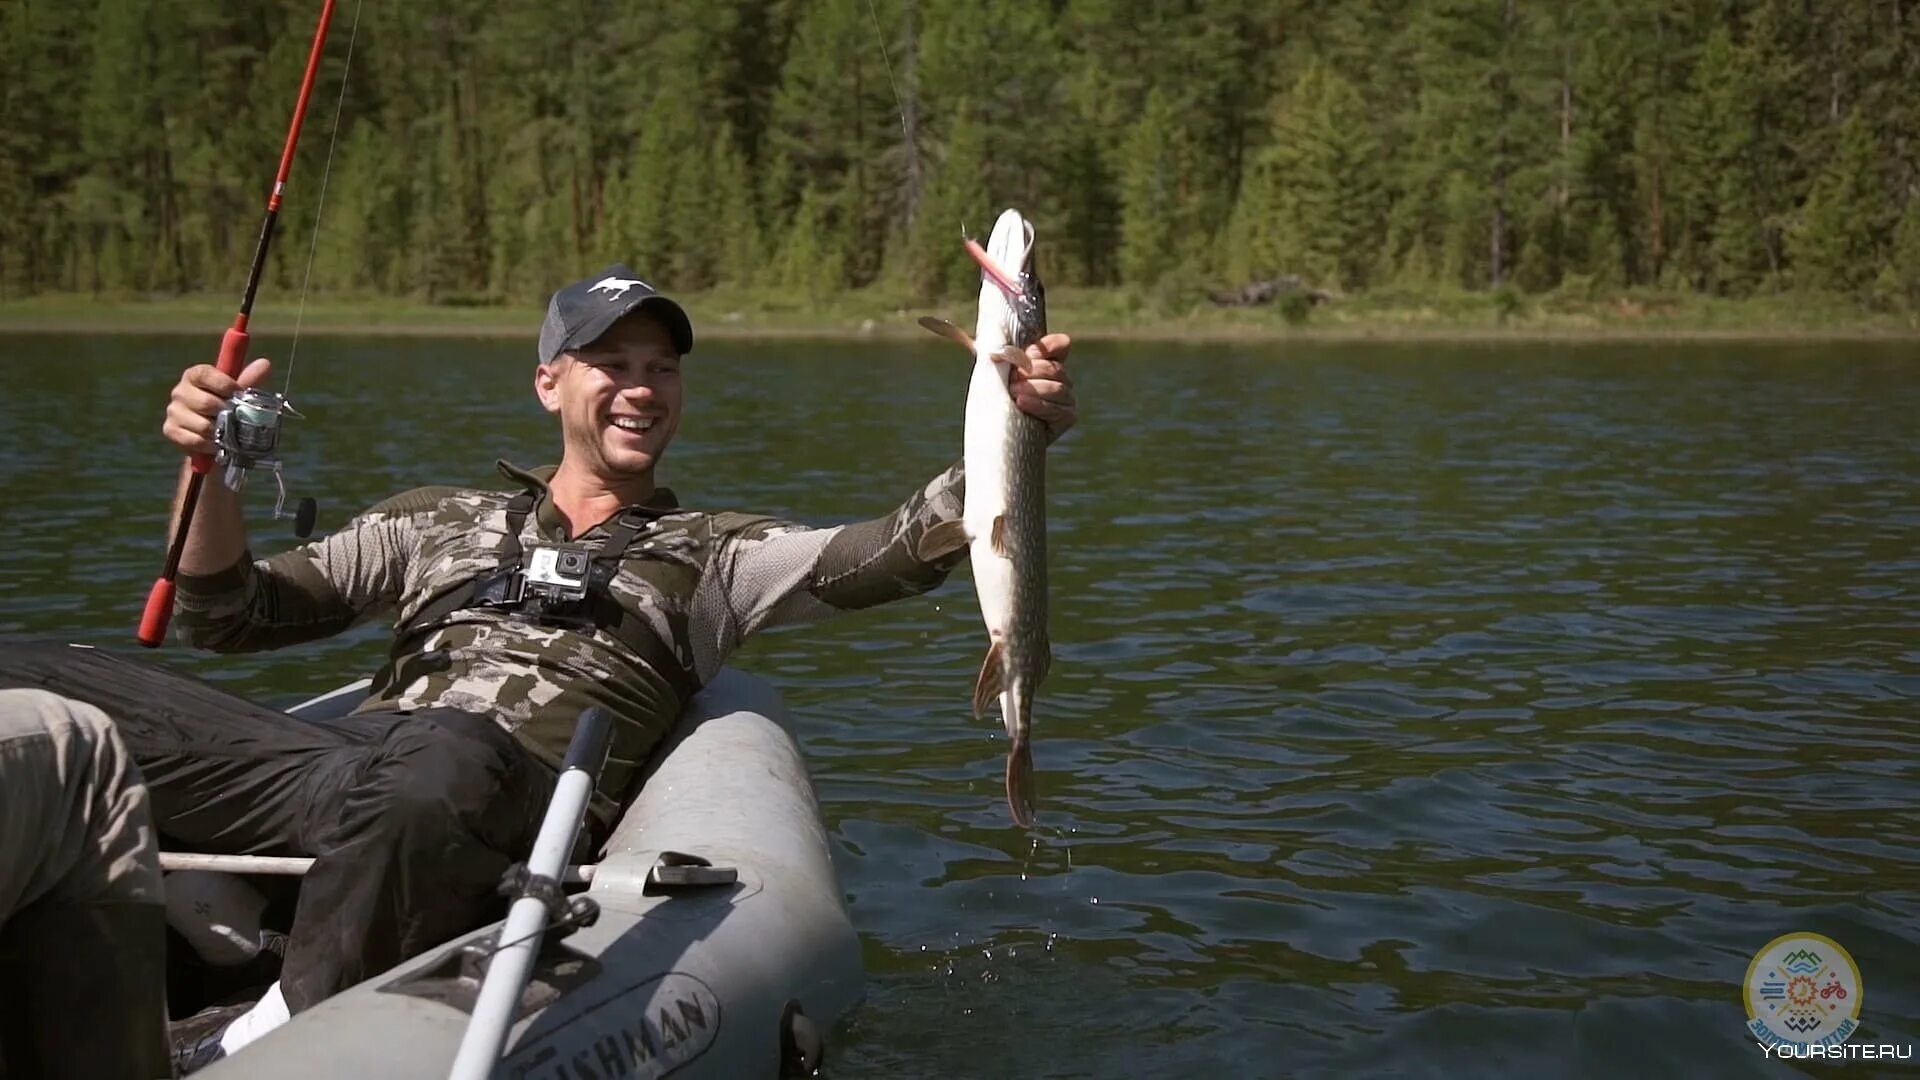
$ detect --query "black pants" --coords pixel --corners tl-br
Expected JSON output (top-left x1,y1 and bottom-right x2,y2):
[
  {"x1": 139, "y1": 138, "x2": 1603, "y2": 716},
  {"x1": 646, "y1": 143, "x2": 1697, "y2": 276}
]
[{"x1": 0, "y1": 641, "x2": 577, "y2": 1013}]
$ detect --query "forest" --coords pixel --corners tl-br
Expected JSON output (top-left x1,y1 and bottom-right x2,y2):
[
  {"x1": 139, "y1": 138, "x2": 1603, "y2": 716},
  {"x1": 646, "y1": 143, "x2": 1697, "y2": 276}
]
[{"x1": 3, "y1": 0, "x2": 1918, "y2": 315}]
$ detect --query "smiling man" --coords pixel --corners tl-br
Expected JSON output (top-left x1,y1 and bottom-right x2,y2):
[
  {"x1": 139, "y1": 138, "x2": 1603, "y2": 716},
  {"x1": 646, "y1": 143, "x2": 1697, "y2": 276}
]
[
  {"x1": 537, "y1": 271, "x2": 691, "y2": 507},
  {"x1": 0, "y1": 264, "x2": 1076, "y2": 1071}
]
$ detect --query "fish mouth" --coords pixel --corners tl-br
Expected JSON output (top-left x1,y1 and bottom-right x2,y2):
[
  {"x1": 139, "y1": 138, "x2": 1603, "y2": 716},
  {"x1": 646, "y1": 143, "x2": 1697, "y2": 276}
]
[{"x1": 964, "y1": 220, "x2": 1034, "y2": 300}]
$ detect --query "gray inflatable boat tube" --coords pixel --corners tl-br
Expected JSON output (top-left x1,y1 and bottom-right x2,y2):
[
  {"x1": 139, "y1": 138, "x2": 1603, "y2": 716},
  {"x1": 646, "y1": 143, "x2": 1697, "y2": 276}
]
[{"x1": 199, "y1": 667, "x2": 863, "y2": 1079}]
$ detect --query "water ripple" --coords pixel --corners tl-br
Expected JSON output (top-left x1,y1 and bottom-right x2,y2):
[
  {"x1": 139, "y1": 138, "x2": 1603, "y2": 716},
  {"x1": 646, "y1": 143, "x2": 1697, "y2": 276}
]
[{"x1": 3, "y1": 336, "x2": 1917, "y2": 1074}]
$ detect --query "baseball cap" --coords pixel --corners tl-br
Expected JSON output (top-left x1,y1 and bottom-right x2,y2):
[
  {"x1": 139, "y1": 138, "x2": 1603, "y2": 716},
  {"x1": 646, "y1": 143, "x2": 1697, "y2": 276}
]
[{"x1": 537, "y1": 263, "x2": 694, "y2": 362}]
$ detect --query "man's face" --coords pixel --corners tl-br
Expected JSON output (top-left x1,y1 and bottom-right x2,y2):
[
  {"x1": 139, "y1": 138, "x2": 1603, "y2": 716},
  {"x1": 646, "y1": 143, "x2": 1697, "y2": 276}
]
[{"x1": 534, "y1": 311, "x2": 683, "y2": 482}]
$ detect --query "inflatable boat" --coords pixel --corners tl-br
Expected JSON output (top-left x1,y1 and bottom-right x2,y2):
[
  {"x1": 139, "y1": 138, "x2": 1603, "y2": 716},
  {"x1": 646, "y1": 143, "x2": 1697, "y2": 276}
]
[{"x1": 170, "y1": 667, "x2": 862, "y2": 1078}]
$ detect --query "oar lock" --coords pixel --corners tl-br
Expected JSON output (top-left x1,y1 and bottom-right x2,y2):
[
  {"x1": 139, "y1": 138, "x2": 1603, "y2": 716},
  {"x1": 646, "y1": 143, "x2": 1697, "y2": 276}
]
[{"x1": 213, "y1": 387, "x2": 317, "y2": 537}]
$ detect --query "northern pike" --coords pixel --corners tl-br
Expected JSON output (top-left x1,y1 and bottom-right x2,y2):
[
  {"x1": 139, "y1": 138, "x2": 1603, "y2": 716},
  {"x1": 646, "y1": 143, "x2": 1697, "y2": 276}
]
[{"x1": 916, "y1": 208, "x2": 1051, "y2": 826}]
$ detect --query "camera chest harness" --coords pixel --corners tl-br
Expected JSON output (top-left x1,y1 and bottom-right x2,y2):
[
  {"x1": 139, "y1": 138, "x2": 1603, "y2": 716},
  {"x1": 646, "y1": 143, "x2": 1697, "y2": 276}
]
[{"x1": 398, "y1": 488, "x2": 698, "y2": 703}]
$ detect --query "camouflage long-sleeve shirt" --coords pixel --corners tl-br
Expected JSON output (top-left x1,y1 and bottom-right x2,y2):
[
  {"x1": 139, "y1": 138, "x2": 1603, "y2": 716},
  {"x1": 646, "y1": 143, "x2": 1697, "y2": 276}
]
[{"x1": 173, "y1": 459, "x2": 968, "y2": 813}]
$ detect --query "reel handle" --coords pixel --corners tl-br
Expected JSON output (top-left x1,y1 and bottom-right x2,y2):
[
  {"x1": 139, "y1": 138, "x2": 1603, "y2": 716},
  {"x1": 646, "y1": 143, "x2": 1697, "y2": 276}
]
[{"x1": 191, "y1": 326, "x2": 251, "y2": 477}]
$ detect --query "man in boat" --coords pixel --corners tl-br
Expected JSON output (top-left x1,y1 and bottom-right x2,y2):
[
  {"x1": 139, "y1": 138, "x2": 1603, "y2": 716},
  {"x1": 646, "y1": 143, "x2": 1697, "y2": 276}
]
[
  {"x1": 0, "y1": 688, "x2": 170, "y2": 1077},
  {"x1": 0, "y1": 265, "x2": 1076, "y2": 1071}
]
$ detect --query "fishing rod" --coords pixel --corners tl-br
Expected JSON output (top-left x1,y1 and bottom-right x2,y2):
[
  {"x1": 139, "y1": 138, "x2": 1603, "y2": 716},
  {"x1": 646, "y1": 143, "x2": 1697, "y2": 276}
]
[{"x1": 137, "y1": 0, "x2": 338, "y2": 648}]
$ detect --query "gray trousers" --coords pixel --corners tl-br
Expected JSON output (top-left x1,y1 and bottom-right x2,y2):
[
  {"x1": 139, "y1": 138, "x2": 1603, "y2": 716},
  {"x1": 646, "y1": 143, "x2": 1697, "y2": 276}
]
[
  {"x1": 0, "y1": 688, "x2": 164, "y2": 915},
  {"x1": 0, "y1": 688, "x2": 170, "y2": 1078}
]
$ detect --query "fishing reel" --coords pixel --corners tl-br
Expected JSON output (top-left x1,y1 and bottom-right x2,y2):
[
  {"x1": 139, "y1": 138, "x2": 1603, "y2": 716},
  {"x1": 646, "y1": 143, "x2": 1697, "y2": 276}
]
[{"x1": 212, "y1": 387, "x2": 317, "y2": 538}]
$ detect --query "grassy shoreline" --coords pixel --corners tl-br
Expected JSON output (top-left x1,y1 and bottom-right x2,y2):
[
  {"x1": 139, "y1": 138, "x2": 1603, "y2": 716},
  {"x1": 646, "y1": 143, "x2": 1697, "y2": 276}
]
[{"x1": 3, "y1": 287, "x2": 1917, "y2": 343}]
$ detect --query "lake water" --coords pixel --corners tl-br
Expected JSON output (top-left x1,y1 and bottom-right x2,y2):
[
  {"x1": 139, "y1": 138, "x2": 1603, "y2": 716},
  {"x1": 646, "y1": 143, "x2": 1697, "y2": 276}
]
[{"x1": 2, "y1": 332, "x2": 1916, "y2": 1077}]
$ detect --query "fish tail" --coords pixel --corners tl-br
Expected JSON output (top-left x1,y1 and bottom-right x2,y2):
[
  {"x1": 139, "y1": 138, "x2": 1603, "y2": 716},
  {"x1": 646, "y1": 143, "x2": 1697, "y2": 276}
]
[{"x1": 1004, "y1": 732, "x2": 1036, "y2": 828}]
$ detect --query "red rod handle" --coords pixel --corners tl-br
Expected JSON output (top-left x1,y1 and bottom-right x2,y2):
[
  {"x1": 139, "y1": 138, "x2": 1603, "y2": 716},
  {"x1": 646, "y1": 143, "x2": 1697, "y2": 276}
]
[
  {"x1": 189, "y1": 324, "x2": 252, "y2": 476},
  {"x1": 136, "y1": 579, "x2": 177, "y2": 648}
]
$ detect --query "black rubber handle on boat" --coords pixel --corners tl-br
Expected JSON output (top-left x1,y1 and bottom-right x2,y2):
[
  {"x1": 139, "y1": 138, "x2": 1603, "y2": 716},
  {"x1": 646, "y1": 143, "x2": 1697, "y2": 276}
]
[{"x1": 562, "y1": 706, "x2": 615, "y2": 778}]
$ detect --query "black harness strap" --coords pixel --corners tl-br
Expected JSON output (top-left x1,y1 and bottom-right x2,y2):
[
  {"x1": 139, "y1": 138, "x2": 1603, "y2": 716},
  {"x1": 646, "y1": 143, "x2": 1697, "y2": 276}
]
[
  {"x1": 404, "y1": 491, "x2": 542, "y2": 629},
  {"x1": 396, "y1": 491, "x2": 697, "y2": 701}
]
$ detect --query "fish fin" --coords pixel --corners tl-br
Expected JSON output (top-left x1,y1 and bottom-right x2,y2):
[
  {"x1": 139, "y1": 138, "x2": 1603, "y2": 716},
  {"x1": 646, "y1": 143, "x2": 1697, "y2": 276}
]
[
  {"x1": 990, "y1": 514, "x2": 1007, "y2": 557},
  {"x1": 917, "y1": 316, "x2": 975, "y2": 352},
  {"x1": 971, "y1": 641, "x2": 1004, "y2": 722},
  {"x1": 1005, "y1": 734, "x2": 1036, "y2": 827},
  {"x1": 990, "y1": 345, "x2": 1028, "y2": 370},
  {"x1": 916, "y1": 518, "x2": 971, "y2": 562}
]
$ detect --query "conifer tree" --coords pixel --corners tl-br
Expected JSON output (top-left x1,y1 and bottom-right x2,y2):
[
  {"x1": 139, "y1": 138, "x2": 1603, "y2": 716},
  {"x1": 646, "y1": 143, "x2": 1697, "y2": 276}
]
[
  {"x1": 1885, "y1": 196, "x2": 1920, "y2": 312},
  {"x1": 1, "y1": 0, "x2": 1917, "y2": 312},
  {"x1": 1117, "y1": 89, "x2": 1186, "y2": 288},
  {"x1": 904, "y1": 109, "x2": 990, "y2": 303},
  {"x1": 1683, "y1": 28, "x2": 1769, "y2": 295},
  {"x1": 766, "y1": 0, "x2": 900, "y2": 289},
  {"x1": 1232, "y1": 62, "x2": 1384, "y2": 291},
  {"x1": 1792, "y1": 110, "x2": 1887, "y2": 297},
  {"x1": 778, "y1": 185, "x2": 847, "y2": 301},
  {"x1": 1569, "y1": 25, "x2": 1638, "y2": 284},
  {"x1": 708, "y1": 126, "x2": 763, "y2": 290}
]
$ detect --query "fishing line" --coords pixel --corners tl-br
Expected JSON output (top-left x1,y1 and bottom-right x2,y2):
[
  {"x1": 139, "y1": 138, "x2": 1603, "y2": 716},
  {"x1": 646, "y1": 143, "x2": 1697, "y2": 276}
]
[
  {"x1": 284, "y1": 0, "x2": 365, "y2": 398},
  {"x1": 862, "y1": 0, "x2": 912, "y2": 153}
]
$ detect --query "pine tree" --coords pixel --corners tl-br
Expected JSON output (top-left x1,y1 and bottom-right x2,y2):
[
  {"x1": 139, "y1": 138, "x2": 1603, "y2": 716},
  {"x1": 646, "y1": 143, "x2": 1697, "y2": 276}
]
[
  {"x1": 1568, "y1": 23, "x2": 1639, "y2": 284},
  {"x1": 1621, "y1": 0, "x2": 1711, "y2": 289},
  {"x1": 765, "y1": 0, "x2": 900, "y2": 289},
  {"x1": 914, "y1": 0, "x2": 1062, "y2": 212},
  {"x1": 0, "y1": 0, "x2": 90, "y2": 293},
  {"x1": 1386, "y1": 88, "x2": 1453, "y2": 287},
  {"x1": 1586, "y1": 205, "x2": 1626, "y2": 290},
  {"x1": 904, "y1": 108, "x2": 990, "y2": 303},
  {"x1": 1688, "y1": 28, "x2": 1769, "y2": 295},
  {"x1": 3, "y1": 0, "x2": 1917, "y2": 316},
  {"x1": 708, "y1": 126, "x2": 762, "y2": 289},
  {"x1": 777, "y1": 185, "x2": 847, "y2": 301},
  {"x1": 1050, "y1": 120, "x2": 1119, "y2": 287},
  {"x1": 604, "y1": 111, "x2": 676, "y2": 279},
  {"x1": 1231, "y1": 62, "x2": 1385, "y2": 291},
  {"x1": 1792, "y1": 110, "x2": 1887, "y2": 296},
  {"x1": 1884, "y1": 195, "x2": 1920, "y2": 311},
  {"x1": 77, "y1": 0, "x2": 161, "y2": 292},
  {"x1": 1402, "y1": 0, "x2": 1549, "y2": 290},
  {"x1": 1440, "y1": 172, "x2": 1487, "y2": 288},
  {"x1": 1116, "y1": 89, "x2": 1186, "y2": 289}
]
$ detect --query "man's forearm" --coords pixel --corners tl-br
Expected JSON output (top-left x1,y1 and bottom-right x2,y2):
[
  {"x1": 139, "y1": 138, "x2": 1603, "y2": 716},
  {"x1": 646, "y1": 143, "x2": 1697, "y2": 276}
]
[
  {"x1": 808, "y1": 459, "x2": 969, "y2": 609},
  {"x1": 169, "y1": 461, "x2": 249, "y2": 576}
]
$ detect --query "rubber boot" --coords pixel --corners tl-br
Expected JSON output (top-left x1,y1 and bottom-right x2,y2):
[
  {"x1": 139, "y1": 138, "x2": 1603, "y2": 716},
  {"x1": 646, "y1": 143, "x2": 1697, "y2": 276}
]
[{"x1": 0, "y1": 897, "x2": 171, "y2": 1079}]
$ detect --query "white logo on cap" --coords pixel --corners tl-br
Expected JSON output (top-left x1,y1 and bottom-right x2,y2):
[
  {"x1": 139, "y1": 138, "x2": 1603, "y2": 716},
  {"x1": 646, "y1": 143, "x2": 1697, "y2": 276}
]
[{"x1": 589, "y1": 276, "x2": 648, "y2": 301}]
